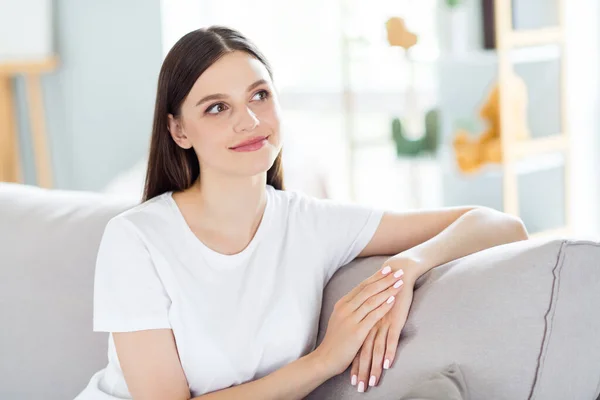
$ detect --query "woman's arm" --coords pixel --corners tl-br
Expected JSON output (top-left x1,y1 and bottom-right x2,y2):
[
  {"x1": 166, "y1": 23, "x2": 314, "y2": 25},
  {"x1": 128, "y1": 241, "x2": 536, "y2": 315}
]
[
  {"x1": 358, "y1": 206, "x2": 529, "y2": 269},
  {"x1": 399, "y1": 206, "x2": 528, "y2": 276},
  {"x1": 196, "y1": 351, "x2": 328, "y2": 400},
  {"x1": 114, "y1": 263, "x2": 406, "y2": 400},
  {"x1": 114, "y1": 330, "x2": 332, "y2": 400},
  {"x1": 349, "y1": 206, "x2": 528, "y2": 391}
]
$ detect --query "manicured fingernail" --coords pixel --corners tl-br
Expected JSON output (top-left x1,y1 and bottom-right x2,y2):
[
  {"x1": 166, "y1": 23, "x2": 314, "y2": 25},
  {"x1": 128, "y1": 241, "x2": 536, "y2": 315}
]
[
  {"x1": 381, "y1": 265, "x2": 391, "y2": 275},
  {"x1": 393, "y1": 269, "x2": 404, "y2": 278},
  {"x1": 358, "y1": 381, "x2": 365, "y2": 392},
  {"x1": 369, "y1": 375, "x2": 376, "y2": 387},
  {"x1": 351, "y1": 375, "x2": 357, "y2": 385},
  {"x1": 384, "y1": 359, "x2": 391, "y2": 369},
  {"x1": 393, "y1": 279, "x2": 404, "y2": 289},
  {"x1": 387, "y1": 295, "x2": 395, "y2": 304}
]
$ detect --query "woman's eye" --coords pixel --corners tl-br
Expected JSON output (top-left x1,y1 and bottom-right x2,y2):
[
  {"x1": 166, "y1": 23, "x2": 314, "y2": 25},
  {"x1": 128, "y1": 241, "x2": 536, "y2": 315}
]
[
  {"x1": 252, "y1": 90, "x2": 269, "y2": 101},
  {"x1": 206, "y1": 103, "x2": 227, "y2": 115}
]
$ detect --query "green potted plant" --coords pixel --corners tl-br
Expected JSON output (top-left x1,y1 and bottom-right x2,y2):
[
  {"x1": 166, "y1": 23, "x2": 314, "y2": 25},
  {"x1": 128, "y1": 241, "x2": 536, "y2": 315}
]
[{"x1": 391, "y1": 110, "x2": 439, "y2": 158}]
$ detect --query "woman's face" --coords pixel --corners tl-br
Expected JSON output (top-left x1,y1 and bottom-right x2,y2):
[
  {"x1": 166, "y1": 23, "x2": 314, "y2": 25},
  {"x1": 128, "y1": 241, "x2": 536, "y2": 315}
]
[{"x1": 168, "y1": 51, "x2": 282, "y2": 178}]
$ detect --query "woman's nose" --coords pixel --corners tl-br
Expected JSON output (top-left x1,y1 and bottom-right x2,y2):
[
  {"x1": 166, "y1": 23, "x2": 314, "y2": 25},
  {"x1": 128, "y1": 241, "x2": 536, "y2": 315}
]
[{"x1": 234, "y1": 106, "x2": 260, "y2": 133}]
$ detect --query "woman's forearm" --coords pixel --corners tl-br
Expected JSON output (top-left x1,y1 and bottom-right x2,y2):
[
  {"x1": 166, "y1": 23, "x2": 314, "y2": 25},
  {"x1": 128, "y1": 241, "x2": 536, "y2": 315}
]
[
  {"x1": 193, "y1": 349, "x2": 331, "y2": 400},
  {"x1": 398, "y1": 207, "x2": 529, "y2": 277}
]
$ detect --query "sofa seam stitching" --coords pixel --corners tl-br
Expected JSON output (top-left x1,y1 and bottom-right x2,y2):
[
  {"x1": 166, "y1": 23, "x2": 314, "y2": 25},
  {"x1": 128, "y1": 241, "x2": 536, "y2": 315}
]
[{"x1": 527, "y1": 240, "x2": 567, "y2": 400}]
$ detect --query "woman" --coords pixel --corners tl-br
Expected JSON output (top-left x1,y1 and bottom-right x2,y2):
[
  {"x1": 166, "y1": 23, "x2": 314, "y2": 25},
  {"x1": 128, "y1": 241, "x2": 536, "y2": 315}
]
[{"x1": 76, "y1": 26, "x2": 528, "y2": 399}]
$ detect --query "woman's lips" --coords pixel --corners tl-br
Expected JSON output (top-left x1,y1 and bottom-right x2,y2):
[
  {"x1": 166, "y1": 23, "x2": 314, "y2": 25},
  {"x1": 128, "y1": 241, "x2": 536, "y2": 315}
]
[{"x1": 230, "y1": 136, "x2": 269, "y2": 152}]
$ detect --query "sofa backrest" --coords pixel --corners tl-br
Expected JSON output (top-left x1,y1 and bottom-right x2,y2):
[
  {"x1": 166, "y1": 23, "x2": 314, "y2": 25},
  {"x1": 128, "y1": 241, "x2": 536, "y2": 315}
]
[
  {"x1": 309, "y1": 238, "x2": 600, "y2": 399},
  {"x1": 0, "y1": 183, "x2": 137, "y2": 399}
]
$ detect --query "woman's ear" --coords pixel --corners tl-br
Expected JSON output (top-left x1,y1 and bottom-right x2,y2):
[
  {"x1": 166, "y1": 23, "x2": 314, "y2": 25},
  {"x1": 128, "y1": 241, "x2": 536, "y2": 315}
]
[{"x1": 167, "y1": 114, "x2": 193, "y2": 149}]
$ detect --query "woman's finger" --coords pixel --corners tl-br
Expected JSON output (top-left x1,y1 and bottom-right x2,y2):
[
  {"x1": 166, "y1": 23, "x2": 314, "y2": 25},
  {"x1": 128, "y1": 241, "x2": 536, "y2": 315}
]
[
  {"x1": 384, "y1": 324, "x2": 401, "y2": 370},
  {"x1": 384, "y1": 309, "x2": 409, "y2": 369},
  {"x1": 350, "y1": 352, "x2": 360, "y2": 386},
  {"x1": 353, "y1": 279, "x2": 404, "y2": 322},
  {"x1": 343, "y1": 264, "x2": 396, "y2": 303},
  {"x1": 347, "y1": 269, "x2": 404, "y2": 311},
  {"x1": 369, "y1": 325, "x2": 388, "y2": 387},
  {"x1": 358, "y1": 292, "x2": 395, "y2": 334},
  {"x1": 357, "y1": 328, "x2": 376, "y2": 393},
  {"x1": 384, "y1": 291, "x2": 413, "y2": 369}
]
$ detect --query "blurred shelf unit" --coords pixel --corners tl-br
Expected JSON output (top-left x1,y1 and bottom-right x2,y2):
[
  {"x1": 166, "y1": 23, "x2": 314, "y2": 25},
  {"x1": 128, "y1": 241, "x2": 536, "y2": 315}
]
[
  {"x1": 438, "y1": 44, "x2": 560, "y2": 66},
  {"x1": 350, "y1": 137, "x2": 394, "y2": 149},
  {"x1": 495, "y1": 0, "x2": 570, "y2": 239},
  {"x1": 338, "y1": 3, "x2": 440, "y2": 200},
  {"x1": 278, "y1": 90, "x2": 436, "y2": 114},
  {"x1": 460, "y1": 151, "x2": 565, "y2": 178},
  {"x1": 438, "y1": 0, "x2": 570, "y2": 238},
  {"x1": 336, "y1": 0, "x2": 570, "y2": 236}
]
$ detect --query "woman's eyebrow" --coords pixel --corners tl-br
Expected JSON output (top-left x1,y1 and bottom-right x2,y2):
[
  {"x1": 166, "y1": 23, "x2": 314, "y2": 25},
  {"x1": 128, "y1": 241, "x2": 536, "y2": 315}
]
[
  {"x1": 195, "y1": 79, "x2": 268, "y2": 107},
  {"x1": 195, "y1": 93, "x2": 226, "y2": 107},
  {"x1": 247, "y1": 79, "x2": 268, "y2": 92}
]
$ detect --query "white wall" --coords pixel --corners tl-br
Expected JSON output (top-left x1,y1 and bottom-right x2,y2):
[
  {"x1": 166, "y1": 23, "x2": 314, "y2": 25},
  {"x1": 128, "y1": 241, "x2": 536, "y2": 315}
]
[
  {"x1": 16, "y1": 0, "x2": 163, "y2": 191},
  {"x1": 565, "y1": 0, "x2": 600, "y2": 239},
  {"x1": 438, "y1": 0, "x2": 600, "y2": 237}
]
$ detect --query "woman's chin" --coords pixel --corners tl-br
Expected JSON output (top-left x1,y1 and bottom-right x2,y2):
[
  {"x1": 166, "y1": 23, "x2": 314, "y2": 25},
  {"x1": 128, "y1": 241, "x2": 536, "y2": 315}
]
[
  {"x1": 228, "y1": 157, "x2": 277, "y2": 178},
  {"x1": 220, "y1": 145, "x2": 279, "y2": 176}
]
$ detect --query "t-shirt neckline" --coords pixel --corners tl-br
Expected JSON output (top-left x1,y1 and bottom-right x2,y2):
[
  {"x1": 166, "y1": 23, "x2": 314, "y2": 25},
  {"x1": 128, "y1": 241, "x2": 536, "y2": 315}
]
[{"x1": 165, "y1": 185, "x2": 274, "y2": 268}]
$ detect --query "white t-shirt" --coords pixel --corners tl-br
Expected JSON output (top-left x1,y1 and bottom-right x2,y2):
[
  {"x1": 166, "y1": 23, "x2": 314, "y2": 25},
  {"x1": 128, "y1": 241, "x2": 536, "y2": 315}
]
[{"x1": 75, "y1": 185, "x2": 383, "y2": 399}]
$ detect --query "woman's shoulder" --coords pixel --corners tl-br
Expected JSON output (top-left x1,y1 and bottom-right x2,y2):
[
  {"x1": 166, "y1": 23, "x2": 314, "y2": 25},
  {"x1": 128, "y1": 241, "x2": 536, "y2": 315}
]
[
  {"x1": 269, "y1": 185, "x2": 326, "y2": 205},
  {"x1": 271, "y1": 186, "x2": 350, "y2": 211},
  {"x1": 269, "y1": 186, "x2": 317, "y2": 215},
  {"x1": 103, "y1": 191, "x2": 175, "y2": 237},
  {"x1": 269, "y1": 187, "x2": 356, "y2": 225}
]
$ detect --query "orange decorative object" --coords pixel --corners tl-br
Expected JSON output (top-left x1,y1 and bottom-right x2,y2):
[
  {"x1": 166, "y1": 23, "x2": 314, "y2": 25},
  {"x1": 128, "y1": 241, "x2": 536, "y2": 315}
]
[
  {"x1": 385, "y1": 17, "x2": 418, "y2": 50},
  {"x1": 453, "y1": 73, "x2": 530, "y2": 174}
]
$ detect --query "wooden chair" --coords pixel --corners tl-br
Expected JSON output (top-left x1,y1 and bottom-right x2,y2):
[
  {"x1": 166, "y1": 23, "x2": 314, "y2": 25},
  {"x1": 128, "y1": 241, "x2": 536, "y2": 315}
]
[{"x1": 0, "y1": 56, "x2": 57, "y2": 188}]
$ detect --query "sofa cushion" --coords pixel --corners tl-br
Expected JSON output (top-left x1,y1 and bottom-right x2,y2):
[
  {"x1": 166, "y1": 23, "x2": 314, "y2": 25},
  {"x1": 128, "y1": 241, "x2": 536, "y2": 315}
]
[
  {"x1": 400, "y1": 363, "x2": 468, "y2": 400},
  {"x1": 309, "y1": 239, "x2": 600, "y2": 399},
  {"x1": 0, "y1": 183, "x2": 136, "y2": 400}
]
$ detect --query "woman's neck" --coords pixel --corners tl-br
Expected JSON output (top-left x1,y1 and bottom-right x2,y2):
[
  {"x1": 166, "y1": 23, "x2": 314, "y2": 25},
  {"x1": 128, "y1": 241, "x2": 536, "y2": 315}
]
[{"x1": 182, "y1": 171, "x2": 268, "y2": 245}]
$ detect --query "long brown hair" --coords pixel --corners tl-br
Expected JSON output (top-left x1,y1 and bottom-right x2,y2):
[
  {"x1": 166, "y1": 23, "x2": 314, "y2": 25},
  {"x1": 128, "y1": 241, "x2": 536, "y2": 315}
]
[{"x1": 142, "y1": 26, "x2": 284, "y2": 202}]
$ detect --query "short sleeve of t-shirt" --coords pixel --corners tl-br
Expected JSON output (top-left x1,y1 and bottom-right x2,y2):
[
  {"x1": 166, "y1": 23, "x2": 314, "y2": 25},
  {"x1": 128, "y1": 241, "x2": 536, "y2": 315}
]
[
  {"x1": 93, "y1": 216, "x2": 172, "y2": 332},
  {"x1": 301, "y1": 195, "x2": 384, "y2": 282}
]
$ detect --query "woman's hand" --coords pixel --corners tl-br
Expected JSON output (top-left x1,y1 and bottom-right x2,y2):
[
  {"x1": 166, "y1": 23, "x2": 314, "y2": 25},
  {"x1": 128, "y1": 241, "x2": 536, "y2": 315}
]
[
  {"x1": 350, "y1": 256, "x2": 420, "y2": 392},
  {"x1": 313, "y1": 264, "x2": 406, "y2": 382}
]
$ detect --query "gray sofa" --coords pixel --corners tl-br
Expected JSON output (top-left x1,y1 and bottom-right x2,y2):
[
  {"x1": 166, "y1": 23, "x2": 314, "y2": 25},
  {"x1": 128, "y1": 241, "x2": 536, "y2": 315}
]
[{"x1": 2, "y1": 182, "x2": 599, "y2": 399}]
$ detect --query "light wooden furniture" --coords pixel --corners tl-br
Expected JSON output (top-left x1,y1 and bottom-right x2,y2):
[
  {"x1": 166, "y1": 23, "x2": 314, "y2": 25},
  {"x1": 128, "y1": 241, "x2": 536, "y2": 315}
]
[
  {"x1": 494, "y1": 0, "x2": 570, "y2": 239},
  {"x1": 0, "y1": 56, "x2": 57, "y2": 187},
  {"x1": 339, "y1": 1, "x2": 439, "y2": 204}
]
